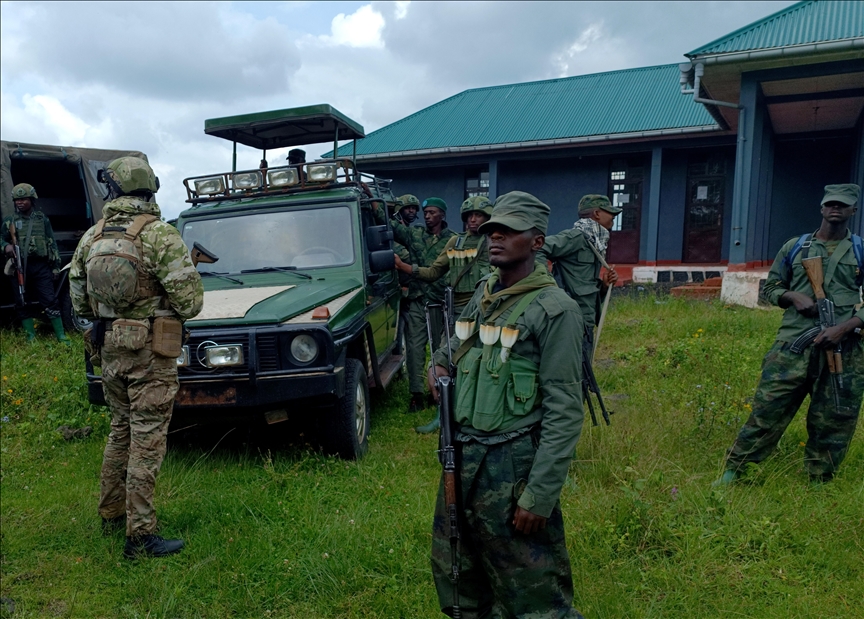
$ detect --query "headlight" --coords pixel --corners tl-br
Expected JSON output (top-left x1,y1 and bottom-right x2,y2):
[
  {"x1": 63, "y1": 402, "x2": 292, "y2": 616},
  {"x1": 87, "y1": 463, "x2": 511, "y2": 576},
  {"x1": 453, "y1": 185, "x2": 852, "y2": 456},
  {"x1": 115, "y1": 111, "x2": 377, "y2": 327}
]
[
  {"x1": 232, "y1": 171, "x2": 262, "y2": 190},
  {"x1": 290, "y1": 334, "x2": 319, "y2": 364},
  {"x1": 204, "y1": 344, "x2": 244, "y2": 367},
  {"x1": 177, "y1": 346, "x2": 190, "y2": 367},
  {"x1": 267, "y1": 168, "x2": 298, "y2": 188},
  {"x1": 194, "y1": 176, "x2": 226, "y2": 196},
  {"x1": 307, "y1": 164, "x2": 337, "y2": 182}
]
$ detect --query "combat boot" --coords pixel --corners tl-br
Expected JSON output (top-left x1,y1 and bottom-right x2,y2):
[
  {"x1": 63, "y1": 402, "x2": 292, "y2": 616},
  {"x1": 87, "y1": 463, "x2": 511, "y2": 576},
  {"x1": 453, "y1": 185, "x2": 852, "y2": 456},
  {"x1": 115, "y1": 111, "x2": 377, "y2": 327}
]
[
  {"x1": 124, "y1": 534, "x2": 184, "y2": 560},
  {"x1": 21, "y1": 318, "x2": 36, "y2": 342},
  {"x1": 415, "y1": 411, "x2": 440, "y2": 434},
  {"x1": 49, "y1": 317, "x2": 71, "y2": 346},
  {"x1": 712, "y1": 469, "x2": 738, "y2": 487}
]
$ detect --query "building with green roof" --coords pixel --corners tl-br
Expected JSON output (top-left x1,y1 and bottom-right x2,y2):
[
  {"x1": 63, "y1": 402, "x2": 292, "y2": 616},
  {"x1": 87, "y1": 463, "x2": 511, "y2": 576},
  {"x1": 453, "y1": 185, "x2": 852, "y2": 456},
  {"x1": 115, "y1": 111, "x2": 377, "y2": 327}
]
[{"x1": 338, "y1": 0, "x2": 862, "y2": 293}]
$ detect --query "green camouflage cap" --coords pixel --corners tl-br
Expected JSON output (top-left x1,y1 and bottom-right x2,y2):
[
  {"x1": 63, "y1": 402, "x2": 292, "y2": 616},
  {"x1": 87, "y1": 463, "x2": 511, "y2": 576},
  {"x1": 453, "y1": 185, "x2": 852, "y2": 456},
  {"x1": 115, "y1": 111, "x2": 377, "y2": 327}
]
[
  {"x1": 397, "y1": 194, "x2": 420, "y2": 211},
  {"x1": 422, "y1": 197, "x2": 447, "y2": 213},
  {"x1": 106, "y1": 156, "x2": 158, "y2": 195},
  {"x1": 11, "y1": 183, "x2": 37, "y2": 200},
  {"x1": 821, "y1": 184, "x2": 859, "y2": 206},
  {"x1": 478, "y1": 191, "x2": 550, "y2": 235},
  {"x1": 578, "y1": 194, "x2": 621, "y2": 215},
  {"x1": 460, "y1": 195, "x2": 493, "y2": 220}
]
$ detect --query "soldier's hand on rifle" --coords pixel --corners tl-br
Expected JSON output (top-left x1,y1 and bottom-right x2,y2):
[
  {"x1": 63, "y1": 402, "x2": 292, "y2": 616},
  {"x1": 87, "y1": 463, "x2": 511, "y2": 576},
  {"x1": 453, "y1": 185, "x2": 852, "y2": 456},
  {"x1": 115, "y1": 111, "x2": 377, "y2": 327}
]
[
  {"x1": 393, "y1": 254, "x2": 412, "y2": 275},
  {"x1": 513, "y1": 506, "x2": 547, "y2": 534},
  {"x1": 780, "y1": 291, "x2": 818, "y2": 317},
  {"x1": 428, "y1": 365, "x2": 448, "y2": 402},
  {"x1": 815, "y1": 318, "x2": 863, "y2": 348}
]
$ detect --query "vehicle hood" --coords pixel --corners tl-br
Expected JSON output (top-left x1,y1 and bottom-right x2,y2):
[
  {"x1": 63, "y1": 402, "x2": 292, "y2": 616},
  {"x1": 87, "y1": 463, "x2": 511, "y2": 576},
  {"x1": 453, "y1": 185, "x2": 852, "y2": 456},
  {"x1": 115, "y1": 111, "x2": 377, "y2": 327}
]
[{"x1": 186, "y1": 275, "x2": 365, "y2": 328}]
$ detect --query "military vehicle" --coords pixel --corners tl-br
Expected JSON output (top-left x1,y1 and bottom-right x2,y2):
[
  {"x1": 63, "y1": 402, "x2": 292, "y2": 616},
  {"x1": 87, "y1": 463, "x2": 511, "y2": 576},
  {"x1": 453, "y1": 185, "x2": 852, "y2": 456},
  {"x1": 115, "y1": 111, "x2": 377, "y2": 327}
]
[
  {"x1": 0, "y1": 141, "x2": 149, "y2": 331},
  {"x1": 86, "y1": 105, "x2": 404, "y2": 460}
]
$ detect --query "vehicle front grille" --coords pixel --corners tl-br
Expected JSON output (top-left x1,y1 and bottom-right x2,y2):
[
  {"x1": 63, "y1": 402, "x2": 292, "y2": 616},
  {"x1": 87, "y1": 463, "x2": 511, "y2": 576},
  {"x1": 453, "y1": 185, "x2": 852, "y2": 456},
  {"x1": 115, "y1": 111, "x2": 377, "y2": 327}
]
[{"x1": 257, "y1": 334, "x2": 280, "y2": 372}]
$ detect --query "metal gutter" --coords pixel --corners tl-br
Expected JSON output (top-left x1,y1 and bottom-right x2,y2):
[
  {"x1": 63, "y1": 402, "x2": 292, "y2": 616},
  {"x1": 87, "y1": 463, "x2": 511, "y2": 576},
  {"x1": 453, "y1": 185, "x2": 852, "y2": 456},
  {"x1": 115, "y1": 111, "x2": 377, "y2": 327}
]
[
  {"x1": 688, "y1": 37, "x2": 864, "y2": 65},
  {"x1": 353, "y1": 125, "x2": 722, "y2": 161}
]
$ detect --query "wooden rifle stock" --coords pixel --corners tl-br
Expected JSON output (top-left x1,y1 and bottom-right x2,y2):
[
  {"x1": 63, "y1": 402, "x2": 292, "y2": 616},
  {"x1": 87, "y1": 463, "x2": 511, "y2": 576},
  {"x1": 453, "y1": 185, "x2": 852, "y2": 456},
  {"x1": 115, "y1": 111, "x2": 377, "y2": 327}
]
[
  {"x1": 801, "y1": 256, "x2": 841, "y2": 380},
  {"x1": 7, "y1": 221, "x2": 25, "y2": 305}
]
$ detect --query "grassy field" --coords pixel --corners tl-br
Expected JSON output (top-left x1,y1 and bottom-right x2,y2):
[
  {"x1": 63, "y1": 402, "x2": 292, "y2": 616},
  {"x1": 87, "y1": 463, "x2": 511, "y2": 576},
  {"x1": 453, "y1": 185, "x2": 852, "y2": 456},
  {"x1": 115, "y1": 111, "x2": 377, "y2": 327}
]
[{"x1": 1, "y1": 296, "x2": 862, "y2": 618}]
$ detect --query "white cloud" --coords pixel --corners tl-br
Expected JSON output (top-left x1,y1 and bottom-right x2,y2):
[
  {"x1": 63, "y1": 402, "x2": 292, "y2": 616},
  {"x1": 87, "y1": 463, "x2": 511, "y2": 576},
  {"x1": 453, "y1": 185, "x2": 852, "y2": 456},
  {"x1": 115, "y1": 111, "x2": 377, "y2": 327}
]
[{"x1": 320, "y1": 4, "x2": 385, "y2": 49}]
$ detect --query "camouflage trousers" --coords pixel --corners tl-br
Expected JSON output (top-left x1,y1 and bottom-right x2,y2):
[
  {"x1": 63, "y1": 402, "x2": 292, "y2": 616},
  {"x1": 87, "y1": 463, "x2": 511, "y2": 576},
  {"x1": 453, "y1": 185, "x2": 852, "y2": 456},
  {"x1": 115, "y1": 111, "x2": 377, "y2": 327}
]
[
  {"x1": 98, "y1": 333, "x2": 179, "y2": 536},
  {"x1": 406, "y1": 300, "x2": 442, "y2": 393},
  {"x1": 431, "y1": 430, "x2": 583, "y2": 619},
  {"x1": 726, "y1": 339, "x2": 864, "y2": 479}
]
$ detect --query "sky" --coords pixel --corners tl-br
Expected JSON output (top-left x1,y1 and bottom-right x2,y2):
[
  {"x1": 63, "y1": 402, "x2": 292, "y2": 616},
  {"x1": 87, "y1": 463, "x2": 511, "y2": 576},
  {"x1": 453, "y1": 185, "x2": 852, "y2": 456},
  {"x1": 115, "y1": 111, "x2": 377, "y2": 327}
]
[{"x1": 0, "y1": 0, "x2": 796, "y2": 219}]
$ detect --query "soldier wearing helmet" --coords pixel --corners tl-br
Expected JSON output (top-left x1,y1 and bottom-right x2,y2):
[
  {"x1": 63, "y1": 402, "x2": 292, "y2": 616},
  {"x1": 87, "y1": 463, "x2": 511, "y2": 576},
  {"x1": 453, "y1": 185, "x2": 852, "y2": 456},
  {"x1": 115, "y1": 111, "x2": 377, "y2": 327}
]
[
  {"x1": 69, "y1": 156, "x2": 203, "y2": 560},
  {"x1": 394, "y1": 194, "x2": 422, "y2": 227},
  {"x1": 393, "y1": 195, "x2": 493, "y2": 432},
  {"x1": 1, "y1": 183, "x2": 69, "y2": 343}
]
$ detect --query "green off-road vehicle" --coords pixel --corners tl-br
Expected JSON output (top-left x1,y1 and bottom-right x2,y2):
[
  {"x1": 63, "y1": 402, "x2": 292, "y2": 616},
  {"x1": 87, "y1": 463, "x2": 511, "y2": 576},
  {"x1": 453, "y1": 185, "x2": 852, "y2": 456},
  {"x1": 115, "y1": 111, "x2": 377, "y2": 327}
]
[{"x1": 88, "y1": 105, "x2": 404, "y2": 459}]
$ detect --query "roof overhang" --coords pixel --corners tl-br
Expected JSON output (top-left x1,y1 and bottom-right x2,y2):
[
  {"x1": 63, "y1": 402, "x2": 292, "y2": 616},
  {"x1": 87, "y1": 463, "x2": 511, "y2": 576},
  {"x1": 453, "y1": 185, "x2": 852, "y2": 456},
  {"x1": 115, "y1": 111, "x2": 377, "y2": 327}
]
[{"x1": 204, "y1": 104, "x2": 365, "y2": 150}]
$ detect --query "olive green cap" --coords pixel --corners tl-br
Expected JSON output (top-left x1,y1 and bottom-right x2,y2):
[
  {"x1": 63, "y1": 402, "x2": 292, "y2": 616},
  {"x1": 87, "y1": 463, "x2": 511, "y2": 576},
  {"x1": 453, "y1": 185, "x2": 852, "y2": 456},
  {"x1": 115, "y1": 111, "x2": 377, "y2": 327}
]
[
  {"x1": 12, "y1": 183, "x2": 37, "y2": 200},
  {"x1": 821, "y1": 184, "x2": 859, "y2": 206},
  {"x1": 397, "y1": 194, "x2": 419, "y2": 210},
  {"x1": 422, "y1": 197, "x2": 447, "y2": 213},
  {"x1": 478, "y1": 191, "x2": 550, "y2": 235},
  {"x1": 578, "y1": 194, "x2": 621, "y2": 215},
  {"x1": 460, "y1": 195, "x2": 493, "y2": 220}
]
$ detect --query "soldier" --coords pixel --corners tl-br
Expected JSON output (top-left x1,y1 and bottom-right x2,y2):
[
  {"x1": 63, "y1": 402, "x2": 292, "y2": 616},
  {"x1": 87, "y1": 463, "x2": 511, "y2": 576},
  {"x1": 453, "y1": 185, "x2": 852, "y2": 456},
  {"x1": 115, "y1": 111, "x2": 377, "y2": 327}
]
[
  {"x1": 428, "y1": 191, "x2": 585, "y2": 618},
  {"x1": 69, "y1": 157, "x2": 203, "y2": 558},
  {"x1": 287, "y1": 148, "x2": 306, "y2": 165},
  {"x1": 716, "y1": 184, "x2": 864, "y2": 485},
  {"x1": 395, "y1": 194, "x2": 421, "y2": 227},
  {"x1": 394, "y1": 195, "x2": 493, "y2": 432},
  {"x1": 1, "y1": 183, "x2": 70, "y2": 344},
  {"x1": 377, "y1": 196, "x2": 456, "y2": 412}
]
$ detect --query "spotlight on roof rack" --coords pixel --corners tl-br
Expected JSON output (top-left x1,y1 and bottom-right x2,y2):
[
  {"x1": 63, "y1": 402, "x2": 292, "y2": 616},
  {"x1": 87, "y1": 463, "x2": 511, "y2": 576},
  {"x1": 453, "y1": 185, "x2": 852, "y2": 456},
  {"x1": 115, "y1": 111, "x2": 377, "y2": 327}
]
[
  {"x1": 268, "y1": 168, "x2": 299, "y2": 188},
  {"x1": 232, "y1": 171, "x2": 262, "y2": 191},
  {"x1": 194, "y1": 176, "x2": 226, "y2": 196},
  {"x1": 307, "y1": 163, "x2": 337, "y2": 183}
]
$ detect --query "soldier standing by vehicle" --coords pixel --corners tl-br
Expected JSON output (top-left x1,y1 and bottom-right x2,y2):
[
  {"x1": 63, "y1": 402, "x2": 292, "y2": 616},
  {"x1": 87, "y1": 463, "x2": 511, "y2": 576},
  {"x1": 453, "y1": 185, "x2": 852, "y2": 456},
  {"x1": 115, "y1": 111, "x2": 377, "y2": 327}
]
[
  {"x1": 394, "y1": 196, "x2": 493, "y2": 432},
  {"x1": 428, "y1": 191, "x2": 585, "y2": 618},
  {"x1": 378, "y1": 197, "x2": 456, "y2": 412},
  {"x1": 716, "y1": 184, "x2": 864, "y2": 485},
  {"x1": 1, "y1": 183, "x2": 70, "y2": 344},
  {"x1": 69, "y1": 157, "x2": 203, "y2": 559}
]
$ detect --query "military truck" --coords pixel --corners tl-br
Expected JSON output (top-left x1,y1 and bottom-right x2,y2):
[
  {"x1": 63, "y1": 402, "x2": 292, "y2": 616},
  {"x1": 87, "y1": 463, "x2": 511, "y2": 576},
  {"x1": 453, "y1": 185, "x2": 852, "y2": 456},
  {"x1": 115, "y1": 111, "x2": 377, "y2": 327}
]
[
  {"x1": 0, "y1": 141, "x2": 149, "y2": 331},
  {"x1": 87, "y1": 105, "x2": 404, "y2": 460}
]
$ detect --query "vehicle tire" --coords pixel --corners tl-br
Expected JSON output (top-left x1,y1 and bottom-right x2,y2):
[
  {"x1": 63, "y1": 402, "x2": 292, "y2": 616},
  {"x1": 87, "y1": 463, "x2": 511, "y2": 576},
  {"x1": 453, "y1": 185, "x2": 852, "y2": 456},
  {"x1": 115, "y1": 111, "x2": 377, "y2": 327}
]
[
  {"x1": 320, "y1": 358, "x2": 370, "y2": 460},
  {"x1": 60, "y1": 287, "x2": 92, "y2": 332}
]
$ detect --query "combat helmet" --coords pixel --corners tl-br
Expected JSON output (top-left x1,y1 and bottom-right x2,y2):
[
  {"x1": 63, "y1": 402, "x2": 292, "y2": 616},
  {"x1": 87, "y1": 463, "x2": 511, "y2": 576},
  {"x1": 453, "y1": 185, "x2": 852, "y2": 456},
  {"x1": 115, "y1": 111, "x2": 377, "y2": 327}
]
[
  {"x1": 11, "y1": 183, "x2": 38, "y2": 200},
  {"x1": 460, "y1": 195, "x2": 493, "y2": 221},
  {"x1": 397, "y1": 194, "x2": 420, "y2": 211},
  {"x1": 100, "y1": 157, "x2": 159, "y2": 196}
]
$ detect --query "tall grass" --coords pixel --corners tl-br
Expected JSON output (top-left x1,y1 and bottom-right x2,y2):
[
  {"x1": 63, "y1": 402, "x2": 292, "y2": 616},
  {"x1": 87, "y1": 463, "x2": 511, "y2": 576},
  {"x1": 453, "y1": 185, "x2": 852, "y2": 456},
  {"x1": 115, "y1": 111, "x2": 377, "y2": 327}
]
[{"x1": 1, "y1": 298, "x2": 862, "y2": 618}]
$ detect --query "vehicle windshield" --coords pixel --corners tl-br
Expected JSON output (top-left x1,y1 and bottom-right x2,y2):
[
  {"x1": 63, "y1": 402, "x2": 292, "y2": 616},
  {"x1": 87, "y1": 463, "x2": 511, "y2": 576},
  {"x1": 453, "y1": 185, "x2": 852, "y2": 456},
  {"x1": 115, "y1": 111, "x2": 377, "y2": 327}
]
[{"x1": 181, "y1": 205, "x2": 355, "y2": 274}]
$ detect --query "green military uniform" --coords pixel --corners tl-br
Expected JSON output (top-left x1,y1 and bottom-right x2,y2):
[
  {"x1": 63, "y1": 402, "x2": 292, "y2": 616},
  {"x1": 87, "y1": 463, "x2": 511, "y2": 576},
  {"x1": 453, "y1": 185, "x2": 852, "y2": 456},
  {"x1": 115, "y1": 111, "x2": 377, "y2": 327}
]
[
  {"x1": 724, "y1": 184, "x2": 864, "y2": 482},
  {"x1": 430, "y1": 192, "x2": 585, "y2": 618},
  {"x1": 1, "y1": 183, "x2": 67, "y2": 342},
  {"x1": 388, "y1": 197, "x2": 456, "y2": 395},
  {"x1": 69, "y1": 158, "x2": 203, "y2": 548}
]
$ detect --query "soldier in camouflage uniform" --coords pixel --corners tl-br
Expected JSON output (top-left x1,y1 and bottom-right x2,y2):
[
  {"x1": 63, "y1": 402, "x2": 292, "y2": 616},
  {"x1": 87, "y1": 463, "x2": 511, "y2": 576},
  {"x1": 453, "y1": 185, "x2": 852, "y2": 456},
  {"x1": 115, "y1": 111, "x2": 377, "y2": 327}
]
[
  {"x1": 377, "y1": 196, "x2": 456, "y2": 412},
  {"x1": 392, "y1": 196, "x2": 420, "y2": 362},
  {"x1": 428, "y1": 191, "x2": 585, "y2": 618},
  {"x1": 394, "y1": 196, "x2": 493, "y2": 432},
  {"x1": 1, "y1": 183, "x2": 70, "y2": 344},
  {"x1": 717, "y1": 184, "x2": 864, "y2": 485},
  {"x1": 69, "y1": 157, "x2": 203, "y2": 558}
]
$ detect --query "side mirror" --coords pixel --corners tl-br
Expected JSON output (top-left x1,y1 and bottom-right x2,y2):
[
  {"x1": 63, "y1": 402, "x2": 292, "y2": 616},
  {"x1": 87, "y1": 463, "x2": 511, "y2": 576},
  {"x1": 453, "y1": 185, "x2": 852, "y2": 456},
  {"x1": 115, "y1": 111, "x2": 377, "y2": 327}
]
[
  {"x1": 191, "y1": 241, "x2": 219, "y2": 267},
  {"x1": 366, "y1": 225, "x2": 393, "y2": 252},
  {"x1": 369, "y1": 249, "x2": 395, "y2": 273}
]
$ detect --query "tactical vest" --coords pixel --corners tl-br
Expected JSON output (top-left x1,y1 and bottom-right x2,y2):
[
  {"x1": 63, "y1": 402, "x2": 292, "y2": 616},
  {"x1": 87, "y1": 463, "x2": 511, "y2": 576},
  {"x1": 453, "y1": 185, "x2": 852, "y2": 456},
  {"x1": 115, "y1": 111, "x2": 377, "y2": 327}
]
[
  {"x1": 453, "y1": 288, "x2": 545, "y2": 432},
  {"x1": 85, "y1": 214, "x2": 163, "y2": 313},
  {"x1": 13, "y1": 212, "x2": 49, "y2": 258},
  {"x1": 450, "y1": 234, "x2": 491, "y2": 294}
]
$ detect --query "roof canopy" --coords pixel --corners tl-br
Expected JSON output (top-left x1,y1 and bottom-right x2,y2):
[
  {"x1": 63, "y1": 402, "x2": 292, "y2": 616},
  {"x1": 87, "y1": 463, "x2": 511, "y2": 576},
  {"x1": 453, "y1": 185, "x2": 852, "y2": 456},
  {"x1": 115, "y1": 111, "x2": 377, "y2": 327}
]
[{"x1": 204, "y1": 104, "x2": 365, "y2": 150}]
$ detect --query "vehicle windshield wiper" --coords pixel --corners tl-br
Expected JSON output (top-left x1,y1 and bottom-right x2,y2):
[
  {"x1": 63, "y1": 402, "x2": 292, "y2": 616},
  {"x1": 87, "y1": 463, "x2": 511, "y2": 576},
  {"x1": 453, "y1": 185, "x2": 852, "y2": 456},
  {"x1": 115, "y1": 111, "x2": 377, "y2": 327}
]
[
  {"x1": 240, "y1": 266, "x2": 312, "y2": 280},
  {"x1": 199, "y1": 271, "x2": 245, "y2": 285}
]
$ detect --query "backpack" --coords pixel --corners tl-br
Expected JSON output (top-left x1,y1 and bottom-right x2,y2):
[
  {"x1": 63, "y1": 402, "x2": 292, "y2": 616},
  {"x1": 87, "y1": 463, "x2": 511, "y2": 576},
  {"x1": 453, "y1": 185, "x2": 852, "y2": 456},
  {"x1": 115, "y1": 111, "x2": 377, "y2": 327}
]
[
  {"x1": 782, "y1": 233, "x2": 864, "y2": 288},
  {"x1": 85, "y1": 214, "x2": 160, "y2": 310}
]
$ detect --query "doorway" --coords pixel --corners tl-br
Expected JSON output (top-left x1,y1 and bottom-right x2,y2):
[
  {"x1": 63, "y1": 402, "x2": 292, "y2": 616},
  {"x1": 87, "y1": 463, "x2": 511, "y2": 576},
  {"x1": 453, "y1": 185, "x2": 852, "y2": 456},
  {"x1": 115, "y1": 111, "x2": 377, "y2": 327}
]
[
  {"x1": 606, "y1": 159, "x2": 642, "y2": 264},
  {"x1": 684, "y1": 154, "x2": 726, "y2": 263}
]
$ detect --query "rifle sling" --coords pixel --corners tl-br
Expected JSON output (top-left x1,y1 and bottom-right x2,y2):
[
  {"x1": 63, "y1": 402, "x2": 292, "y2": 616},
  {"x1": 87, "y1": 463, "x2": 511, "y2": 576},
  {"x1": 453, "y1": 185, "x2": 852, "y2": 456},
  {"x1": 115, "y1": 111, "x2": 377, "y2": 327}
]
[
  {"x1": 18, "y1": 216, "x2": 34, "y2": 284},
  {"x1": 452, "y1": 236, "x2": 485, "y2": 288}
]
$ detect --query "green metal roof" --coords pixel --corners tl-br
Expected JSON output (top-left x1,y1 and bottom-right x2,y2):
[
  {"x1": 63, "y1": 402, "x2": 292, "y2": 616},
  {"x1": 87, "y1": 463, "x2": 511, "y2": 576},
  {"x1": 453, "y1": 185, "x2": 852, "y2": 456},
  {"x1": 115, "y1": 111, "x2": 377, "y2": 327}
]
[
  {"x1": 689, "y1": 0, "x2": 864, "y2": 57},
  {"x1": 205, "y1": 104, "x2": 364, "y2": 150},
  {"x1": 324, "y1": 64, "x2": 718, "y2": 158}
]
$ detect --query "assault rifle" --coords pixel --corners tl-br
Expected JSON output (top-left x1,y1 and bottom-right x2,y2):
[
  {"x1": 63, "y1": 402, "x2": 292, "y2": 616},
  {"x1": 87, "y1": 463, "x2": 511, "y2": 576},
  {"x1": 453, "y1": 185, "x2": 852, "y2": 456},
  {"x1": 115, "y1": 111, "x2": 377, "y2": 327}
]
[
  {"x1": 800, "y1": 257, "x2": 844, "y2": 409},
  {"x1": 443, "y1": 285, "x2": 456, "y2": 334},
  {"x1": 582, "y1": 328, "x2": 612, "y2": 426},
  {"x1": 6, "y1": 221, "x2": 26, "y2": 307},
  {"x1": 425, "y1": 301, "x2": 461, "y2": 618}
]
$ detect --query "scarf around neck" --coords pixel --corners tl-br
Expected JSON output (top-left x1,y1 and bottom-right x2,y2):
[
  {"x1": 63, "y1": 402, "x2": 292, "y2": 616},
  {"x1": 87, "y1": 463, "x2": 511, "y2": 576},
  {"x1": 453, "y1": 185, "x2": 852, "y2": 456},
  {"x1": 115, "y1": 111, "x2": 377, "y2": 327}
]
[
  {"x1": 479, "y1": 262, "x2": 556, "y2": 317},
  {"x1": 573, "y1": 218, "x2": 609, "y2": 255}
]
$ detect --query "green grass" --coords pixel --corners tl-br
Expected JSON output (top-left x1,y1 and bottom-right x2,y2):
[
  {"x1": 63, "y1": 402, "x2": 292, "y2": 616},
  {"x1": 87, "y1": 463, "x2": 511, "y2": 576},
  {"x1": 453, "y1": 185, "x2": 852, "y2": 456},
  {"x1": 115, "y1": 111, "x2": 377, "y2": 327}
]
[{"x1": 1, "y1": 298, "x2": 862, "y2": 618}]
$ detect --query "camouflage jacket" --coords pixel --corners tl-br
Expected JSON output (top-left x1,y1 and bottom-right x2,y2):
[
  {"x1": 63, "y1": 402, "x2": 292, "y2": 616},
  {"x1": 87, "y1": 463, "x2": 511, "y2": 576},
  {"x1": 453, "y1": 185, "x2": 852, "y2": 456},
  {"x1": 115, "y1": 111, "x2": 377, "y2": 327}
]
[
  {"x1": 389, "y1": 217, "x2": 456, "y2": 302},
  {"x1": 412, "y1": 232, "x2": 490, "y2": 310},
  {"x1": 70, "y1": 196, "x2": 203, "y2": 321},
  {"x1": 1, "y1": 210, "x2": 62, "y2": 272},
  {"x1": 763, "y1": 230, "x2": 864, "y2": 343},
  {"x1": 537, "y1": 228, "x2": 602, "y2": 327}
]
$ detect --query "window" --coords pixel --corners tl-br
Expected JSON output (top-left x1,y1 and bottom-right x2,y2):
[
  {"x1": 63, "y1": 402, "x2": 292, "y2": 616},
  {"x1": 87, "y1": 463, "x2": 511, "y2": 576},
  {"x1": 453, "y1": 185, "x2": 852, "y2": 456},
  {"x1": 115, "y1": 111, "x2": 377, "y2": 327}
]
[{"x1": 465, "y1": 169, "x2": 490, "y2": 199}]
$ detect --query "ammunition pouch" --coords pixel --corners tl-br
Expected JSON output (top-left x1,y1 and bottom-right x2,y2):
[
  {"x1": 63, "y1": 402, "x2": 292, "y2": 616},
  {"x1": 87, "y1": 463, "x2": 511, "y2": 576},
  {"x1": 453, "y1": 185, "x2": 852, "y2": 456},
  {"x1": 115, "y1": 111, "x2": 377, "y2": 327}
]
[
  {"x1": 107, "y1": 318, "x2": 150, "y2": 351},
  {"x1": 151, "y1": 316, "x2": 184, "y2": 358}
]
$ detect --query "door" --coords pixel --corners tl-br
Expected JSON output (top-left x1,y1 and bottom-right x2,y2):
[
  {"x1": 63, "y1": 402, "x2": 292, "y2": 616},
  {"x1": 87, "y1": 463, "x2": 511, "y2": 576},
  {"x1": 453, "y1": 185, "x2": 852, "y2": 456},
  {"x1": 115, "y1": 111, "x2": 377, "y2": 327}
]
[
  {"x1": 684, "y1": 155, "x2": 725, "y2": 263},
  {"x1": 606, "y1": 160, "x2": 642, "y2": 264}
]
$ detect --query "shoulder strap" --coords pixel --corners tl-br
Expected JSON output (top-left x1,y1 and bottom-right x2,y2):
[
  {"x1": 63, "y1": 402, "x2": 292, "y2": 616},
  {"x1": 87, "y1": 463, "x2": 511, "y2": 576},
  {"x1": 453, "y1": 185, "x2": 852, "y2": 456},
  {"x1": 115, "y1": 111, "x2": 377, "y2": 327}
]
[
  {"x1": 852, "y1": 234, "x2": 864, "y2": 287},
  {"x1": 453, "y1": 236, "x2": 486, "y2": 288},
  {"x1": 124, "y1": 214, "x2": 158, "y2": 241},
  {"x1": 782, "y1": 233, "x2": 812, "y2": 283},
  {"x1": 93, "y1": 219, "x2": 107, "y2": 240}
]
